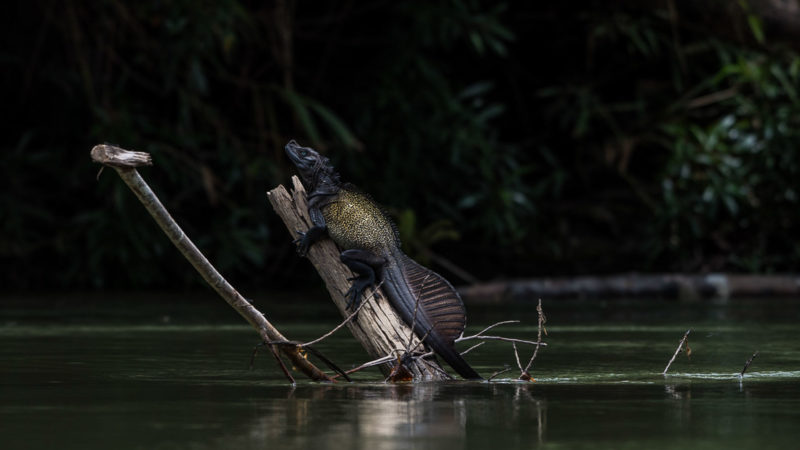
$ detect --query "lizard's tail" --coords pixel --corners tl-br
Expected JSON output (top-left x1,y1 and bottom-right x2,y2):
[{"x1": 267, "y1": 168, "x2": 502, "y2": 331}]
[{"x1": 381, "y1": 251, "x2": 482, "y2": 380}]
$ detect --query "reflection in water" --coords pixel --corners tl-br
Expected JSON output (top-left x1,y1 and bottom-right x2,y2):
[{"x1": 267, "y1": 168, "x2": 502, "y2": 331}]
[
  {"x1": 227, "y1": 383, "x2": 548, "y2": 449},
  {"x1": 665, "y1": 383, "x2": 692, "y2": 428},
  {"x1": 499, "y1": 383, "x2": 548, "y2": 445},
  {"x1": 356, "y1": 385, "x2": 465, "y2": 447}
]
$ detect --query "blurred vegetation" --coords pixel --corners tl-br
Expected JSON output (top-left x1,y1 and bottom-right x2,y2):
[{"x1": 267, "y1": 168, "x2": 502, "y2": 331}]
[{"x1": 2, "y1": 0, "x2": 799, "y2": 290}]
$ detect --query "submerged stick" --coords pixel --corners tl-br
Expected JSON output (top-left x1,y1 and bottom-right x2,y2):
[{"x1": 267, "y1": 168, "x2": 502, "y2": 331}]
[
  {"x1": 740, "y1": 351, "x2": 759, "y2": 377},
  {"x1": 662, "y1": 329, "x2": 691, "y2": 375},
  {"x1": 90, "y1": 144, "x2": 332, "y2": 382}
]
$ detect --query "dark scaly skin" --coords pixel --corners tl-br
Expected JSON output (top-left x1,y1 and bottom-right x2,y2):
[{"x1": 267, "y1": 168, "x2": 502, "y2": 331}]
[
  {"x1": 323, "y1": 189, "x2": 398, "y2": 254},
  {"x1": 285, "y1": 140, "x2": 482, "y2": 380}
]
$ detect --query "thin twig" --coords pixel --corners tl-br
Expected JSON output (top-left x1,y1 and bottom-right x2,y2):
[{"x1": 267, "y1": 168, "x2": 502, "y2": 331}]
[
  {"x1": 406, "y1": 274, "x2": 431, "y2": 351},
  {"x1": 460, "y1": 341, "x2": 485, "y2": 356},
  {"x1": 301, "y1": 281, "x2": 383, "y2": 348},
  {"x1": 740, "y1": 351, "x2": 759, "y2": 377},
  {"x1": 407, "y1": 326, "x2": 435, "y2": 355},
  {"x1": 266, "y1": 343, "x2": 295, "y2": 384},
  {"x1": 458, "y1": 320, "x2": 520, "y2": 340},
  {"x1": 331, "y1": 355, "x2": 398, "y2": 379},
  {"x1": 488, "y1": 366, "x2": 513, "y2": 381},
  {"x1": 384, "y1": 322, "x2": 452, "y2": 382},
  {"x1": 331, "y1": 345, "x2": 436, "y2": 380},
  {"x1": 513, "y1": 342, "x2": 523, "y2": 372},
  {"x1": 458, "y1": 335, "x2": 547, "y2": 347},
  {"x1": 396, "y1": 277, "x2": 434, "y2": 370},
  {"x1": 662, "y1": 329, "x2": 691, "y2": 375},
  {"x1": 523, "y1": 299, "x2": 546, "y2": 373}
]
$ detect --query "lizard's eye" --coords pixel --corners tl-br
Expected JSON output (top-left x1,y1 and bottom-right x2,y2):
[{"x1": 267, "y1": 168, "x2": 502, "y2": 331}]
[{"x1": 300, "y1": 149, "x2": 308, "y2": 157}]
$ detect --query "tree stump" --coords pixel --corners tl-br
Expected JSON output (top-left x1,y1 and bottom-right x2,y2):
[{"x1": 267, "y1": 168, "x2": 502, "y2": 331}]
[{"x1": 267, "y1": 176, "x2": 450, "y2": 381}]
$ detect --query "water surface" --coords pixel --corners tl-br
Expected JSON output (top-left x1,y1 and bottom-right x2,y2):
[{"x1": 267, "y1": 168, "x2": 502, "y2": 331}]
[{"x1": 2, "y1": 294, "x2": 799, "y2": 449}]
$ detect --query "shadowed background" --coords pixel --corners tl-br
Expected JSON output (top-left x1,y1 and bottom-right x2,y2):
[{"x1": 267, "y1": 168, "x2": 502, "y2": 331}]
[{"x1": 3, "y1": 0, "x2": 800, "y2": 292}]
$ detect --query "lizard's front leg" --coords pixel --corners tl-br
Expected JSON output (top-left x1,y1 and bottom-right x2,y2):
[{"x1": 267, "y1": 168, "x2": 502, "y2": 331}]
[{"x1": 294, "y1": 206, "x2": 327, "y2": 256}]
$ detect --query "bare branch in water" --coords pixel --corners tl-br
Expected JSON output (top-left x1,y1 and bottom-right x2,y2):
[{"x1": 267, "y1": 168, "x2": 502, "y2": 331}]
[
  {"x1": 740, "y1": 351, "x2": 759, "y2": 377},
  {"x1": 662, "y1": 329, "x2": 692, "y2": 375},
  {"x1": 523, "y1": 299, "x2": 547, "y2": 374}
]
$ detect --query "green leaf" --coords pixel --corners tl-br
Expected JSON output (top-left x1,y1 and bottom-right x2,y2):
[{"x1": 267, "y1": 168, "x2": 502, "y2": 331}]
[{"x1": 746, "y1": 14, "x2": 765, "y2": 44}]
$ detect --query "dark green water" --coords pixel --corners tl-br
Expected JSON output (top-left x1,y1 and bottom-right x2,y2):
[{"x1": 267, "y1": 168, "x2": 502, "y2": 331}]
[{"x1": 2, "y1": 294, "x2": 799, "y2": 449}]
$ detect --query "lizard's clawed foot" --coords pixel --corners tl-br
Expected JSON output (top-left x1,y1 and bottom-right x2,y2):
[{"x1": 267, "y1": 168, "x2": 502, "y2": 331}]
[
  {"x1": 345, "y1": 276, "x2": 373, "y2": 310},
  {"x1": 292, "y1": 230, "x2": 311, "y2": 256}
]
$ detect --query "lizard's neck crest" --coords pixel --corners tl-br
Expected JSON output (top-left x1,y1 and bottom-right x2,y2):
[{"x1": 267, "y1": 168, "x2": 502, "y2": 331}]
[{"x1": 307, "y1": 158, "x2": 341, "y2": 196}]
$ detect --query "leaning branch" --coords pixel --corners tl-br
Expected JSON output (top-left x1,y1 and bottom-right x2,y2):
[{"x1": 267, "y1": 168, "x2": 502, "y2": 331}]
[
  {"x1": 662, "y1": 329, "x2": 691, "y2": 375},
  {"x1": 740, "y1": 351, "x2": 759, "y2": 378},
  {"x1": 90, "y1": 144, "x2": 332, "y2": 382}
]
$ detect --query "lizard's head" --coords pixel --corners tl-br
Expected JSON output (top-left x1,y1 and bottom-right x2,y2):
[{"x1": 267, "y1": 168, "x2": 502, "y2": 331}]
[{"x1": 285, "y1": 140, "x2": 339, "y2": 188}]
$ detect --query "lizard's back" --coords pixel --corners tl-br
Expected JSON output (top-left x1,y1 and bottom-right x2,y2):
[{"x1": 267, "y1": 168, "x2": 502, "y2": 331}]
[{"x1": 322, "y1": 188, "x2": 399, "y2": 253}]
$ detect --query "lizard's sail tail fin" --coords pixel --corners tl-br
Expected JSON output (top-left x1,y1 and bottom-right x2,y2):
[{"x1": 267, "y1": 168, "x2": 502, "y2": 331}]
[{"x1": 382, "y1": 251, "x2": 482, "y2": 380}]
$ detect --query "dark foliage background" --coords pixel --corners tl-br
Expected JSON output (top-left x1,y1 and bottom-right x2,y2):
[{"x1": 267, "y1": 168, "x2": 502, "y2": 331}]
[{"x1": 2, "y1": 0, "x2": 799, "y2": 291}]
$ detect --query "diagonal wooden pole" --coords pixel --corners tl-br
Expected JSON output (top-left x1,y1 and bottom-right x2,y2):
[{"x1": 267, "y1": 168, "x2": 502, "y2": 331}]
[
  {"x1": 90, "y1": 144, "x2": 332, "y2": 382},
  {"x1": 662, "y1": 329, "x2": 691, "y2": 375}
]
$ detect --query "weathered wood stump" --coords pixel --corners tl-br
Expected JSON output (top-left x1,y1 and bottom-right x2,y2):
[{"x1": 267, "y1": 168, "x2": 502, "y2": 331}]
[{"x1": 268, "y1": 176, "x2": 451, "y2": 381}]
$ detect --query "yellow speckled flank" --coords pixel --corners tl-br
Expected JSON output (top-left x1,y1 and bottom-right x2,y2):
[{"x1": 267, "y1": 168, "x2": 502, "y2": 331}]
[{"x1": 322, "y1": 189, "x2": 399, "y2": 252}]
